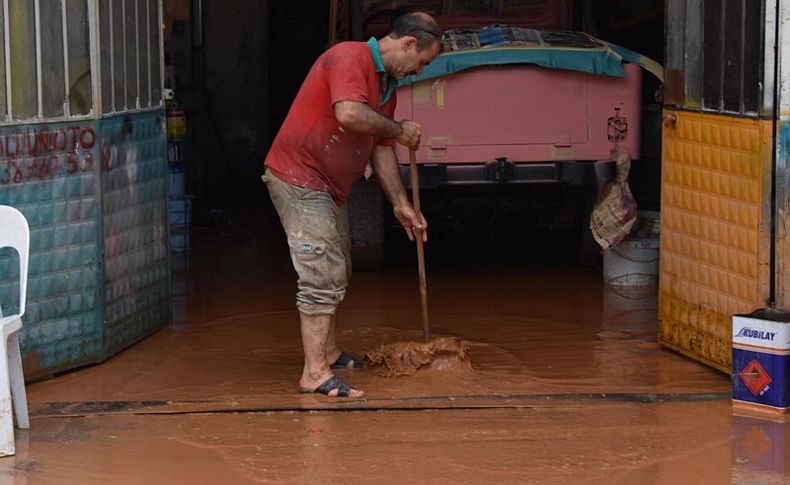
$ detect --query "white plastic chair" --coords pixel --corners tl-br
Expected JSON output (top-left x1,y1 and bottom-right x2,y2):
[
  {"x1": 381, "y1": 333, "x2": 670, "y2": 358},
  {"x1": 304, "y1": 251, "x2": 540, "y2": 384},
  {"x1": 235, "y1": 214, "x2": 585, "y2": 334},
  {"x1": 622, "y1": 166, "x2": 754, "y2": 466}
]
[{"x1": 0, "y1": 205, "x2": 30, "y2": 456}]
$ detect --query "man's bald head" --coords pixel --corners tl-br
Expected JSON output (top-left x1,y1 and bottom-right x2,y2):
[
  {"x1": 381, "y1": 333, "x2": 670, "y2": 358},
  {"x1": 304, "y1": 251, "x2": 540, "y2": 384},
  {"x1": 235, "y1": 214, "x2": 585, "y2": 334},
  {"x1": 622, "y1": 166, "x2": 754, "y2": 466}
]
[{"x1": 388, "y1": 11, "x2": 442, "y2": 52}]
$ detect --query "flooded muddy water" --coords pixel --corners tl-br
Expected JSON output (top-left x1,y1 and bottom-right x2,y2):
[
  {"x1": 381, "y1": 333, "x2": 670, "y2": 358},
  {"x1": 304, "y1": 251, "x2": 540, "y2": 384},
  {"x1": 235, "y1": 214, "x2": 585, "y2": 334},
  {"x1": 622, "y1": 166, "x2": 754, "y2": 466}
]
[{"x1": 8, "y1": 216, "x2": 788, "y2": 483}]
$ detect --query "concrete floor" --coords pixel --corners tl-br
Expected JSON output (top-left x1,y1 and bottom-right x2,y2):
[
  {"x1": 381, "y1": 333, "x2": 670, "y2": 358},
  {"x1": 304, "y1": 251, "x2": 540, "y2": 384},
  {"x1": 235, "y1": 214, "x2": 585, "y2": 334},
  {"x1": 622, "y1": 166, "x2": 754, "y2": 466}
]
[{"x1": 3, "y1": 214, "x2": 789, "y2": 484}]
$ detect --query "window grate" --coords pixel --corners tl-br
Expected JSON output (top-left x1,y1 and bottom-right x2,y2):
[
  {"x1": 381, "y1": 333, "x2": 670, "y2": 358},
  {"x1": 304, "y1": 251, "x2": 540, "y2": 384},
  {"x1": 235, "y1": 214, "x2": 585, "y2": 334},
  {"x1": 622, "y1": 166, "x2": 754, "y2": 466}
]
[{"x1": 0, "y1": 0, "x2": 162, "y2": 126}]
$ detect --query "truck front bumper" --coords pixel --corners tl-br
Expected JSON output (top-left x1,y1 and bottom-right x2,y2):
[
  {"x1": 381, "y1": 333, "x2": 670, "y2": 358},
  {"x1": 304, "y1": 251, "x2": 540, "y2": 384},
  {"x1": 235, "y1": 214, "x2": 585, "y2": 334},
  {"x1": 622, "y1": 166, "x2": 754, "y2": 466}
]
[{"x1": 399, "y1": 159, "x2": 617, "y2": 188}]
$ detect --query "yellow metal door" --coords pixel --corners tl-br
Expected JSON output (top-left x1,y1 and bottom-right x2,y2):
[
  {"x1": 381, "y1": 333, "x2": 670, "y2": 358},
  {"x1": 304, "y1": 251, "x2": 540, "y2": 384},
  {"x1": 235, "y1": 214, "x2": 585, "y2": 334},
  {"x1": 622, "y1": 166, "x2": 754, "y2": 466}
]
[
  {"x1": 659, "y1": 112, "x2": 772, "y2": 372},
  {"x1": 658, "y1": 1, "x2": 774, "y2": 372}
]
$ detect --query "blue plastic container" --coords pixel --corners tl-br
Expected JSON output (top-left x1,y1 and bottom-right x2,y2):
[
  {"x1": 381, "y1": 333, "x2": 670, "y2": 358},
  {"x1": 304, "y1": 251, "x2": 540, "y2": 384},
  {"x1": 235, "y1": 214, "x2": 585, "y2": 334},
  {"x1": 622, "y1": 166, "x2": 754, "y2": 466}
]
[{"x1": 732, "y1": 310, "x2": 790, "y2": 417}]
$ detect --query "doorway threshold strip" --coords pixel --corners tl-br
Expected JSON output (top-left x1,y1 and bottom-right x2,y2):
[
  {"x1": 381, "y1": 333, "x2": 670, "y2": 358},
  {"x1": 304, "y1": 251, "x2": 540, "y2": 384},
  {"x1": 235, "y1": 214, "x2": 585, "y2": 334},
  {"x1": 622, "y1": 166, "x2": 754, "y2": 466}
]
[{"x1": 29, "y1": 392, "x2": 730, "y2": 418}]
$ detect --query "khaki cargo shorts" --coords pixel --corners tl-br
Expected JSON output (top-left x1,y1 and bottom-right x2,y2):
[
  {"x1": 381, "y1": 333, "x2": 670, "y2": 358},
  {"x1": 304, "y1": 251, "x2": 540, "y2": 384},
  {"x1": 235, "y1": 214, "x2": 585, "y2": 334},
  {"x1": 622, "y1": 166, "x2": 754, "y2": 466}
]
[{"x1": 262, "y1": 169, "x2": 352, "y2": 315}]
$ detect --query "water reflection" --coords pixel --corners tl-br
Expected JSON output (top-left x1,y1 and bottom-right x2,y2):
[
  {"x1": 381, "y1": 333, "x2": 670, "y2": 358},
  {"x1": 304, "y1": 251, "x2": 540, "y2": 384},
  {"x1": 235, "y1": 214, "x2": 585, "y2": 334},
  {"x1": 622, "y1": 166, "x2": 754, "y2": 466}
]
[
  {"x1": 732, "y1": 413, "x2": 790, "y2": 483},
  {"x1": 601, "y1": 281, "x2": 657, "y2": 338}
]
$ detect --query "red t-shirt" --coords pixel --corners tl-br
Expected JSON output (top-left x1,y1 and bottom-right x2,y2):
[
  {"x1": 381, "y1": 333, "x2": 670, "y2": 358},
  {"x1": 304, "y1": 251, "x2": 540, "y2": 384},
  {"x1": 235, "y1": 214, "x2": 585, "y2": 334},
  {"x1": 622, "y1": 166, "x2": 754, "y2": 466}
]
[{"x1": 264, "y1": 41, "x2": 397, "y2": 204}]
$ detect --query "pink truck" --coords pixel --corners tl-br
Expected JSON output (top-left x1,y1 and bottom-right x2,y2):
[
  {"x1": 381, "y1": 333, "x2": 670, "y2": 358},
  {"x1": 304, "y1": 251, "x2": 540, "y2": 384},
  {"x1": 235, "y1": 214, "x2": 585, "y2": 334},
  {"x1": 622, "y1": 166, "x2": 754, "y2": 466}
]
[{"x1": 335, "y1": 0, "x2": 655, "y2": 267}]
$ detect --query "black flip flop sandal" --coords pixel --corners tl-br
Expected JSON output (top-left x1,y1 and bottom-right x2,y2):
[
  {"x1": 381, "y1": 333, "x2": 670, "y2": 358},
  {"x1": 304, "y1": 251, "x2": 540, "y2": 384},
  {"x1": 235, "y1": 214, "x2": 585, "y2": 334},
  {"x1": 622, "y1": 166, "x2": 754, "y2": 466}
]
[
  {"x1": 330, "y1": 351, "x2": 364, "y2": 369},
  {"x1": 299, "y1": 376, "x2": 358, "y2": 397}
]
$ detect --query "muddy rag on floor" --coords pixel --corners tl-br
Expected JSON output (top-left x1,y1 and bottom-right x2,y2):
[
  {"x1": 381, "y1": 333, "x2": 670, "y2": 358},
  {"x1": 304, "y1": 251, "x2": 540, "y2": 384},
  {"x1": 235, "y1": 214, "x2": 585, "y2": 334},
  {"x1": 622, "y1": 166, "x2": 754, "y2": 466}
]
[{"x1": 365, "y1": 336, "x2": 473, "y2": 377}]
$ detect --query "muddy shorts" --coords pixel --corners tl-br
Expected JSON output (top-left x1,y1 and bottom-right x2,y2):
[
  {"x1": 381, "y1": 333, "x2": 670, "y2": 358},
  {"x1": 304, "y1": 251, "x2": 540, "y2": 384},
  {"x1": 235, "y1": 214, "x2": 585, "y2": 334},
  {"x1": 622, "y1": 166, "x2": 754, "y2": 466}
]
[{"x1": 262, "y1": 170, "x2": 352, "y2": 315}]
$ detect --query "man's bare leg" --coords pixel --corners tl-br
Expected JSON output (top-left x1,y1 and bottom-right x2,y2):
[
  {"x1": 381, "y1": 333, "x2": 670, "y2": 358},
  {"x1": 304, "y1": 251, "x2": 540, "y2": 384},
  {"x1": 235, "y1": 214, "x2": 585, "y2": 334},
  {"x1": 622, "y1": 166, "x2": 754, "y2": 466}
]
[
  {"x1": 299, "y1": 312, "x2": 364, "y2": 397},
  {"x1": 325, "y1": 316, "x2": 361, "y2": 369},
  {"x1": 326, "y1": 315, "x2": 342, "y2": 365}
]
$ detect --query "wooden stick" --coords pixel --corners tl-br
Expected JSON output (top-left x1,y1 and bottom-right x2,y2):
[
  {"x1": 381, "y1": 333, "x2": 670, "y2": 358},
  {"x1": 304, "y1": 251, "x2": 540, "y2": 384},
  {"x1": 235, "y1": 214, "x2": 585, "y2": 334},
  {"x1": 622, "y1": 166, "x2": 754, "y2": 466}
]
[{"x1": 409, "y1": 148, "x2": 430, "y2": 343}]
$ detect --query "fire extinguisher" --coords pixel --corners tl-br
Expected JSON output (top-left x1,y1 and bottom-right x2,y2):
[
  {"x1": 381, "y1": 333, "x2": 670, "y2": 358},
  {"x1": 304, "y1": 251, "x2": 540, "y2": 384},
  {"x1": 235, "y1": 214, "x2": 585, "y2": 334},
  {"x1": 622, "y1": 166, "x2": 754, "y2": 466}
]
[{"x1": 166, "y1": 104, "x2": 187, "y2": 141}]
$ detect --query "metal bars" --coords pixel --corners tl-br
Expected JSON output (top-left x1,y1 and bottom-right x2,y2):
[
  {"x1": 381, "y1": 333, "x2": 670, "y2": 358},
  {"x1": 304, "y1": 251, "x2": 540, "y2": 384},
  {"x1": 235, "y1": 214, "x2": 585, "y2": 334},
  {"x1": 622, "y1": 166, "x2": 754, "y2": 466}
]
[
  {"x1": 665, "y1": 0, "x2": 765, "y2": 117},
  {"x1": 1, "y1": 0, "x2": 8, "y2": 119},
  {"x1": 0, "y1": 0, "x2": 162, "y2": 126},
  {"x1": 61, "y1": 0, "x2": 70, "y2": 118},
  {"x1": 34, "y1": 0, "x2": 41, "y2": 118}
]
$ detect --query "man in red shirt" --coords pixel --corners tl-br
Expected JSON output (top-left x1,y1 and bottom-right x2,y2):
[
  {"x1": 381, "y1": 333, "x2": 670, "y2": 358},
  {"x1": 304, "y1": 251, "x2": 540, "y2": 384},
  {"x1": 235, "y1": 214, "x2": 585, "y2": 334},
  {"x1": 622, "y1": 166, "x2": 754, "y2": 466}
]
[{"x1": 263, "y1": 12, "x2": 442, "y2": 398}]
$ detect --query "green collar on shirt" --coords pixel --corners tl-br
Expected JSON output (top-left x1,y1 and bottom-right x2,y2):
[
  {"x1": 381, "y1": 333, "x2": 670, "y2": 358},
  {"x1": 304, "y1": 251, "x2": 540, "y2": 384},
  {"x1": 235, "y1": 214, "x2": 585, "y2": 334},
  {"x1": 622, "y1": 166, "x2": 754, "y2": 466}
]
[{"x1": 367, "y1": 37, "x2": 398, "y2": 105}]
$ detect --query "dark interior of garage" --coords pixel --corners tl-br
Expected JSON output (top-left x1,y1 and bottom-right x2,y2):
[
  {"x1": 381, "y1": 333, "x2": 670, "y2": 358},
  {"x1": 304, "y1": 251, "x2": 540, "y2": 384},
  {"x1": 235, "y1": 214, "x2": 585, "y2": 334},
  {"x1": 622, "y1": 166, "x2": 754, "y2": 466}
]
[{"x1": 163, "y1": 0, "x2": 665, "y2": 270}]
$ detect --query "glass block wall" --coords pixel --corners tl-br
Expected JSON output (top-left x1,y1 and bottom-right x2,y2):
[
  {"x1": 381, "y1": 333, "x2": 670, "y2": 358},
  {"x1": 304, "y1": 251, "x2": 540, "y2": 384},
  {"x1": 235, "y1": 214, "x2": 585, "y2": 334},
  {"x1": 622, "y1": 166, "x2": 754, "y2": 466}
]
[{"x1": 0, "y1": 110, "x2": 169, "y2": 378}]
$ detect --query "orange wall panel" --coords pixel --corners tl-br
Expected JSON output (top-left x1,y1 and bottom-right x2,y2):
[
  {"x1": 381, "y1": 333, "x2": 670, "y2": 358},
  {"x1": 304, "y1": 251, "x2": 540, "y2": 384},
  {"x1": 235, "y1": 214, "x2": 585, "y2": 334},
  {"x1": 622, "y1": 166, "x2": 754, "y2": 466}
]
[{"x1": 659, "y1": 111, "x2": 772, "y2": 372}]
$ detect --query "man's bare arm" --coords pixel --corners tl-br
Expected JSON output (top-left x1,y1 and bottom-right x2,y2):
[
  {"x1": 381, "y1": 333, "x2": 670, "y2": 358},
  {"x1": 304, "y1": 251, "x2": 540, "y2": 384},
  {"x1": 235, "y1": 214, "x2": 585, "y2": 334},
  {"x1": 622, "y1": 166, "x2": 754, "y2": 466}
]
[
  {"x1": 334, "y1": 101, "x2": 420, "y2": 148},
  {"x1": 335, "y1": 101, "x2": 402, "y2": 138},
  {"x1": 370, "y1": 144, "x2": 427, "y2": 242}
]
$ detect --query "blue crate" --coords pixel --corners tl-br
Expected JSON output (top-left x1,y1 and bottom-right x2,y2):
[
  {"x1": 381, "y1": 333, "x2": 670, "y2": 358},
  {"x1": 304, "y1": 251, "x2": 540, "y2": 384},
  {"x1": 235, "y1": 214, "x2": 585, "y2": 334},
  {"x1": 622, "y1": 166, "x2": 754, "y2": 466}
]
[{"x1": 168, "y1": 197, "x2": 192, "y2": 226}]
